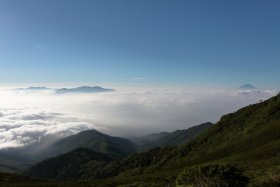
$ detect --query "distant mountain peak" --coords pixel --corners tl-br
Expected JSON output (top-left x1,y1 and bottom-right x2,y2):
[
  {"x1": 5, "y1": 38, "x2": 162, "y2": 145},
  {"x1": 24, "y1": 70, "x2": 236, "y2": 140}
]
[{"x1": 239, "y1": 84, "x2": 256, "y2": 90}]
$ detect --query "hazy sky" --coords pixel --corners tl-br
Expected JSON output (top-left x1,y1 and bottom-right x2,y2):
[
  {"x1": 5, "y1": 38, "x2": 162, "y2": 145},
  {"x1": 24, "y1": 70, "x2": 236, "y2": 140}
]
[{"x1": 0, "y1": 0, "x2": 279, "y2": 87}]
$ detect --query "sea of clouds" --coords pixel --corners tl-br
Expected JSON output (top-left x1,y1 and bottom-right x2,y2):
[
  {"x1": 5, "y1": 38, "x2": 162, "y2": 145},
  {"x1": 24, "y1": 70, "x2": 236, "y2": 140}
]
[{"x1": 0, "y1": 86, "x2": 278, "y2": 149}]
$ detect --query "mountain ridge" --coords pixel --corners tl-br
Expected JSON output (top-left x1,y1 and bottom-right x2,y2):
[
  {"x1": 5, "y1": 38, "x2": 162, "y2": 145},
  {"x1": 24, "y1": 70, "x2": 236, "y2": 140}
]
[
  {"x1": 14, "y1": 86, "x2": 115, "y2": 94},
  {"x1": 35, "y1": 129, "x2": 136, "y2": 160},
  {"x1": 132, "y1": 122, "x2": 213, "y2": 151},
  {"x1": 55, "y1": 86, "x2": 114, "y2": 94}
]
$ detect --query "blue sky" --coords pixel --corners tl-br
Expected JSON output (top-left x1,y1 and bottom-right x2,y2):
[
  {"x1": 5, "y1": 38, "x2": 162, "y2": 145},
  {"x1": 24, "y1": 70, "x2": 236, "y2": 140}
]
[{"x1": 0, "y1": 0, "x2": 279, "y2": 87}]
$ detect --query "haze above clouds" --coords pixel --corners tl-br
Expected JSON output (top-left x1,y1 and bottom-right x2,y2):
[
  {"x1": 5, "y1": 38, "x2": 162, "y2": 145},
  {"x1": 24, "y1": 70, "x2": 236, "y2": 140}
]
[{"x1": 0, "y1": 86, "x2": 278, "y2": 149}]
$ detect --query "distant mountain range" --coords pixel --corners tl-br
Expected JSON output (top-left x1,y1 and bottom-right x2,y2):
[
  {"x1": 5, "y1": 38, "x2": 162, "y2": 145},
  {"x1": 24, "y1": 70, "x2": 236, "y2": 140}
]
[
  {"x1": 16, "y1": 85, "x2": 261, "y2": 94},
  {"x1": 15, "y1": 86, "x2": 115, "y2": 94},
  {"x1": 55, "y1": 86, "x2": 114, "y2": 94}
]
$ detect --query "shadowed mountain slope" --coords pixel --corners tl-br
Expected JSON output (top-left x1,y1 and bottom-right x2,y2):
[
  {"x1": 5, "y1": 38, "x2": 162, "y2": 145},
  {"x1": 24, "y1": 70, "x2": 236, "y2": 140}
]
[{"x1": 36, "y1": 129, "x2": 136, "y2": 160}]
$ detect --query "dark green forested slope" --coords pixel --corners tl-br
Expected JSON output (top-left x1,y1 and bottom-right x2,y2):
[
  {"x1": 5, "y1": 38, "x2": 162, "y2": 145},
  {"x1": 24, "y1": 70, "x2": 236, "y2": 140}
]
[{"x1": 27, "y1": 93, "x2": 280, "y2": 186}]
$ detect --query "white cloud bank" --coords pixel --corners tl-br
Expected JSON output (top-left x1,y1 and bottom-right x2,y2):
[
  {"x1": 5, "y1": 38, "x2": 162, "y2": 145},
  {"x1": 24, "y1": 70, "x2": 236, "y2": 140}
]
[
  {"x1": 0, "y1": 87, "x2": 278, "y2": 149},
  {"x1": 0, "y1": 108, "x2": 96, "y2": 149}
]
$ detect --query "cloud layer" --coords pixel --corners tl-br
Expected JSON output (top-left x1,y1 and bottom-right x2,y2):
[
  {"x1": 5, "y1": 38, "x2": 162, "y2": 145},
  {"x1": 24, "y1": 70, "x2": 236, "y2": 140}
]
[
  {"x1": 0, "y1": 87, "x2": 278, "y2": 149},
  {"x1": 0, "y1": 108, "x2": 96, "y2": 149}
]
